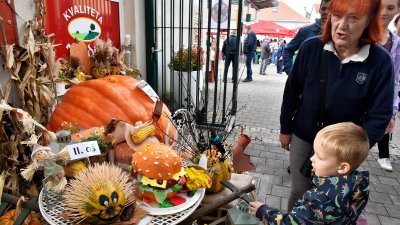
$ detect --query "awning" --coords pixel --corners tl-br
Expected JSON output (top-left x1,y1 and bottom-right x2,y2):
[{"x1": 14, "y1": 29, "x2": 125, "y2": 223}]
[
  {"x1": 289, "y1": 23, "x2": 312, "y2": 36},
  {"x1": 247, "y1": 21, "x2": 293, "y2": 37}
]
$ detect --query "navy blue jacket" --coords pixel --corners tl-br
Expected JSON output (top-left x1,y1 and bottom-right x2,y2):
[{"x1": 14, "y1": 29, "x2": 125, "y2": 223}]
[
  {"x1": 222, "y1": 35, "x2": 237, "y2": 56},
  {"x1": 277, "y1": 43, "x2": 285, "y2": 59},
  {"x1": 244, "y1": 30, "x2": 257, "y2": 54},
  {"x1": 283, "y1": 20, "x2": 322, "y2": 74},
  {"x1": 256, "y1": 171, "x2": 370, "y2": 225},
  {"x1": 280, "y1": 37, "x2": 394, "y2": 146}
]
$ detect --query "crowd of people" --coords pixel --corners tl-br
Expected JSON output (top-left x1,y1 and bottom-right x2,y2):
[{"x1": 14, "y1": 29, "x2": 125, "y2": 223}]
[{"x1": 214, "y1": 0, "x2": 400, "y2": 224}]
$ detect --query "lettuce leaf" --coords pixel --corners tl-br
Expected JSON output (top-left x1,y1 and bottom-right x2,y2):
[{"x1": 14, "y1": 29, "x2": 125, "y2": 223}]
[{"x1": 153, "y1": 189, "x2": 168, "y2": 203}]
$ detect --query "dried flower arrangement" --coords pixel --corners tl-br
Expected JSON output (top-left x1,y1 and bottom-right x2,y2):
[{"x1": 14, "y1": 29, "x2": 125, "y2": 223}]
[
  {"x1": 57, "y1": 56, "x2": 90, "y2": 82},
  {"x1": 169, "y1": 46, "x2": 205, "y2": 72}
]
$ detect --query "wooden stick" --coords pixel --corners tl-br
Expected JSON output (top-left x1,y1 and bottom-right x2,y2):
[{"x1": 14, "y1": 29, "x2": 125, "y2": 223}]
[{"x1": 179, "y1": 183, "x2": 255, "y2": 224}]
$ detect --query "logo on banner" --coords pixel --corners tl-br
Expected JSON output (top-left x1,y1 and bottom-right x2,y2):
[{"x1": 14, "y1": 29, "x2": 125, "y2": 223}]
[{"x1": 63, "y1": 5, "x2": 103, "y2": 42}]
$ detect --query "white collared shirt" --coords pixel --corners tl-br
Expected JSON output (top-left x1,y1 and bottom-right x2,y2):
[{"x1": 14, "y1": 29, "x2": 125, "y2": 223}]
[{"x1": 323, "y1": 41, "x2": 370, "y2": 64}]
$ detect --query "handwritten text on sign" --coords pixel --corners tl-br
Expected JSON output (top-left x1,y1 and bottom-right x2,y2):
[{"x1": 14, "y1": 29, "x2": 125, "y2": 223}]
[{"x1": 67, "y1": 141, "x2": 101, "y2": 160}]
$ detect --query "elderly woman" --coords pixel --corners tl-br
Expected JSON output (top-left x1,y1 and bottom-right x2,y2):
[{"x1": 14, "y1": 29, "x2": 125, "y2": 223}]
[{"x1": 279, "y1": 0, "x2": 394, "y2": 212}]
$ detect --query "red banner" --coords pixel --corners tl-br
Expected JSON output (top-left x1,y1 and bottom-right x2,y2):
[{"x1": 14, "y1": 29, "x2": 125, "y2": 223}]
[{"x1": 45, "y1": 0, "x2": 120, "y2": 58}]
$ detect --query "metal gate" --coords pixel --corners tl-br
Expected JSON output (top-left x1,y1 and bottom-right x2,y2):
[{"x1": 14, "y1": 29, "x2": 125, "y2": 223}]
[{"x1": 144, "y1": 0, "x2": 243, "y2": 127}]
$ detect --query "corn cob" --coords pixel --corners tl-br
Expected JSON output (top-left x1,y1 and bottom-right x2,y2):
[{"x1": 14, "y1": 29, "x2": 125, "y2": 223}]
[{"x1": 131, "y1": 124, "x2": 156, "y2": 144}]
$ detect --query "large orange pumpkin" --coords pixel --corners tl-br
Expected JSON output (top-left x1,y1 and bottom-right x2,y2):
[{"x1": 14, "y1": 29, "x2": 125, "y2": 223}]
[{"x1": 47, "y1": 75, "x2": 176, "y2": 144}]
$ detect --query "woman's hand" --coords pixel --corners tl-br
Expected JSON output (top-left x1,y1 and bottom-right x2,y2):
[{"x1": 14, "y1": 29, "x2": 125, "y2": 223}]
[
  {"x1": 385, "y1": 118, "x2": 395, "y2": 134},
  {"x1": 249, "y1": 201, "x2": 263, "y2": 216},
  {"x1": 279, "y1": 133, "x2": 292, "y2": 151}
]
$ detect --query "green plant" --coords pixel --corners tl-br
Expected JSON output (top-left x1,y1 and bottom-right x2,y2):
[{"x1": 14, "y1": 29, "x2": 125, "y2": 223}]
[
  {"x1": 169, "y1": 46, "x2": 205, "y2": 72},
  {"x1": 81, "y1": 135, "x2": 112, "y2": 154}
]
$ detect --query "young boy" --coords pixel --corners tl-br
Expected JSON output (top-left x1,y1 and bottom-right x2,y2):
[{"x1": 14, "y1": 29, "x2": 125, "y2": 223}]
[{"x1": 250, "y1": 122, "x2": 370, "y2": 224}]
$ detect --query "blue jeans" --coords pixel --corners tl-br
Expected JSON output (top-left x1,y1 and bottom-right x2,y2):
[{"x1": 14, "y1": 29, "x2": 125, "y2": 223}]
[
  {"x1": 246, "y1": 52, "x2": 255, "y2": 80},
  {"x1": 259, "y1": 58, "x2": 268, "y2": 74},
  {"x1": 272, "y1": 50, "x2": 278, "y2": 64},
  {"x1": 277, "y1": 59, "x2": 284, "y2": 74}
]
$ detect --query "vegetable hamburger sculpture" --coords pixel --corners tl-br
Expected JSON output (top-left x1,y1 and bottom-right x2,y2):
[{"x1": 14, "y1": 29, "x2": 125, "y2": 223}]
[{"x1": 131, "y1": 143, "x2": 187, "y2": 205}]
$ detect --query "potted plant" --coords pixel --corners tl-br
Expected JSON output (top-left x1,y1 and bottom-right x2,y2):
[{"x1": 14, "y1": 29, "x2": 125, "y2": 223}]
[{"x1": 169, "y1": 46, "x2": 205, "y2": 108}]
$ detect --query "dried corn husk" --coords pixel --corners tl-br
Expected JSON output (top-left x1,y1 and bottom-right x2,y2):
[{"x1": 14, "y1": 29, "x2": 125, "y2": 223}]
[{"x1": 0, "y1": 0, "x2": 59, "y2": 196}]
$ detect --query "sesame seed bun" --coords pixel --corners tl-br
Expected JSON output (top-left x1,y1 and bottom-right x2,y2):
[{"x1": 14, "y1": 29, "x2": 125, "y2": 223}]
[{"x1": 131, "y1": 143, "x2": 182, "y2": 180}]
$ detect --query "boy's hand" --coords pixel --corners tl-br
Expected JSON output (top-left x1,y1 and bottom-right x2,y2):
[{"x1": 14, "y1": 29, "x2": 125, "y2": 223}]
[{"x1": 249, "y1": 201, "x2": 263, "y2": 216}]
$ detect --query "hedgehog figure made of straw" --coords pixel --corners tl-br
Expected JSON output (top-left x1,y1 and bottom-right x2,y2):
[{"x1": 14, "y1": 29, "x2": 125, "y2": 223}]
[{"x1": 62, "y1": 163, "x2": 138, "y2": 224}]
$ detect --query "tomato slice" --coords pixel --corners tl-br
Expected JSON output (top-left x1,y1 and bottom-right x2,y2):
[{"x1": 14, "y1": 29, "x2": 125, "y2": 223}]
[{"x1": 169, "y1": 196, "x2": 186, "y2": 206}]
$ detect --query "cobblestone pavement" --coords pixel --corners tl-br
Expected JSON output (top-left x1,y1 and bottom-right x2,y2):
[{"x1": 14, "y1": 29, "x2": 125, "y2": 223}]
[{"x1": 213, "y1": 61, "x2": 400, "y2": 224}]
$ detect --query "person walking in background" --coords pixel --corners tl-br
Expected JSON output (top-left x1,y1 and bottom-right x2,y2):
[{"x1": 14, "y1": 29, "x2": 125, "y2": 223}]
[
  {"x1": 279, "y1": 0, "x2": 394, "y2": 213},
  {"x1": 271, "y1": 39, "x2": 278, "y2": 65},
  {"x1": 222, "y1": 30, "x2": 238, "y2": 83},
  {"x1": 259, "y1": 37, "x2": 271, "y2": 75},
  {"x1": 276, "y1": 38, "x2": 285, "y2": 74},
  {"x1": 376, "y1": 0, "x2": 400, "y2": 171},
  {"x1": 243, "y1": 24, "x2": 257, "y2": 82},
  {"x1": 283, "y1": 0, "x2": 331, "y2": 75}
]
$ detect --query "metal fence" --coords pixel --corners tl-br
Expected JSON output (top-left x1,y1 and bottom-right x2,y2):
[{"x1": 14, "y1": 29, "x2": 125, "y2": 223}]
[{"x1": 145, "y1": 0, "x2": 243, "y2": 127}]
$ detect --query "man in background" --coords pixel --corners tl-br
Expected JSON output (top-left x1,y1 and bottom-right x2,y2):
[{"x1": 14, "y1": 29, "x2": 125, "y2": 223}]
[
  {"x1": 243, "y1": 25, "x2": 257, "y2": 82},
  {"x1": 259, "y1": 37, "x2": 271, "y2": 75},
  {"x1": 222, "y1": 30, "x2": 238, "y2": 83},
  {"x1": 283, "y1": 0, "x2": 330, "y2": 75}
]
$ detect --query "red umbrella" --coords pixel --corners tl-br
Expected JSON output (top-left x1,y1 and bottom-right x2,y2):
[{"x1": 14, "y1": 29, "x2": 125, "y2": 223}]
[{"x1": 247, "y1": 21, "x2": 293, "y2": 37}]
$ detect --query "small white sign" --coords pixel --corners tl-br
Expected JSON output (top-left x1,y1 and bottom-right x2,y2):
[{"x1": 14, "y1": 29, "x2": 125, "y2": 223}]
[
  {"x1": 136, "y1": 80, "x2": 159, "y2": 102},
  {"x1": 67, "y1": 141, "x2": 101, "y2": 160}
]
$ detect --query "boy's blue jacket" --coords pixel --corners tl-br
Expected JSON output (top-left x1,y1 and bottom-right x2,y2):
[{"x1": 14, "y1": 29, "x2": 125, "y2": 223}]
[
  {"x1": 280, "y1": 37, "x2": 394, "y2": 147},
  {"x1": 256, "y1": 171, "x2": 370, "y2": 225}
]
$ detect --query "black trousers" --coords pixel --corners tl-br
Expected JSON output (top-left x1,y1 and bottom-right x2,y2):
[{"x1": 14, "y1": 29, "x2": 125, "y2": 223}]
[
  {"x1": 377, "y1": 133, "x2": 390, "y2": 158},
  {"x1": 223, "y1": 54, "x2": 238, "y2": 82}
]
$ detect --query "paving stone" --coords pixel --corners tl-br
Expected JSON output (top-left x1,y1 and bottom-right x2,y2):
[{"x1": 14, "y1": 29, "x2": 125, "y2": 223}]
[
  {"x1": 369, "y1": 182, "x2": 377, "y2": 192},
  {"x1": 271, "y1": 185, "x2": 290, "y2": 198},
  {"x1": 389, "y1": 195, "x2": 400, "y2": 206},
  {"x1": 394, "y1": 185, "x2": 400, "y2": 195},
  {"x1": 265, "y1": 158, "x2": 283, "y2": 167},
  {"x1": 259, "y1": 150, "x2": 276, "y2": 158},
  {"x1": 269, "y1": 146, "x2": 286, "y2": 154},
  {"x1": 280, "y1": 197, "x2": 288, "y2": 213},
  {"x1": 263, "y1": 195, "x2": 281, "y2": 210},
  {"x1": 372, "y1": 183, "x2": 398, "y2": 195},
  {"x1": 282, "y1": 176, "x2": 291, "y2": 188},
  {"x1": 377, "y1": 215, "x2": 400, "y2": 224},
  {"x1": 365, "y1": 202, "x2": 388, "y2": 216},
  {"x1": 367, "y1": 167, "x2": 386, "y2": 176},
  {"x1": 369, "y1": 174, "x2": 381, "y2": 184},
  {"x1": 378, "y1": 176, "x2": 399, "y2": 185},
  {"x1": 364, "y1": 213, "x2": 381, "y2": 225},
  {"x1": 369, "y1": 192, "x2": 393, "y2": 204},
  {"x1": 244, "y1": 148, "x2": 261, "y2": 157},
  {"x1": 384, "y1": 204, "x2": 400, "y2": 219}
]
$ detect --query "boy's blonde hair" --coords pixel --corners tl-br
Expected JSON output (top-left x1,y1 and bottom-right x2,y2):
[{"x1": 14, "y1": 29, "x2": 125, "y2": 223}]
[{"x1": 315, "y1": 122, "x2": 369, "y2": 170}]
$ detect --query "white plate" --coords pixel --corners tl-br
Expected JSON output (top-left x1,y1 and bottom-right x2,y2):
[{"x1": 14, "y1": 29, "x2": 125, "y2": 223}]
[{"x1": 136, "y1": 188, "x2": 205, "y2": 216}]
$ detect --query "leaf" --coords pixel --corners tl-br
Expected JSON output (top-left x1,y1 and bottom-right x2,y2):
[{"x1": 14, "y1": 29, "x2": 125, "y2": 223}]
[
  {"x1": 5, "y1": 44, "x2": 15, "y2": 69},
  {"x1": 153, "y1": 189, "x2": 168, "y2": 203}
]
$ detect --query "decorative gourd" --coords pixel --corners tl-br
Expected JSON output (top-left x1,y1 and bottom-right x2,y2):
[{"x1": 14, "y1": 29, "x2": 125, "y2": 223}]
[
  {"x1": 0, "y1": 209, "x2": 40, "y2": 225},
  {"x1": 206, "y1": 159, "x2": 232, "y2": 193},
  {"x1": 63, "y1": 163, "x2": 135, "y2": 224},
  {"x1": 46, "y1": 75, "x2": 176, "y2": 145}
]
